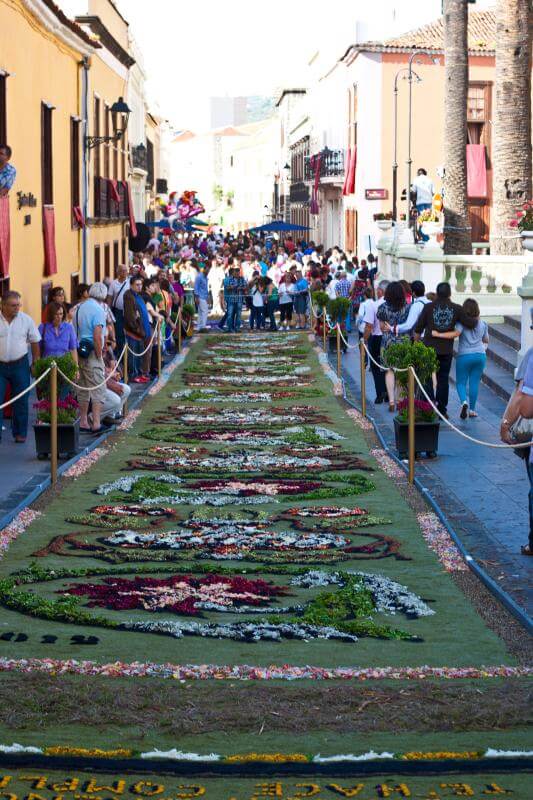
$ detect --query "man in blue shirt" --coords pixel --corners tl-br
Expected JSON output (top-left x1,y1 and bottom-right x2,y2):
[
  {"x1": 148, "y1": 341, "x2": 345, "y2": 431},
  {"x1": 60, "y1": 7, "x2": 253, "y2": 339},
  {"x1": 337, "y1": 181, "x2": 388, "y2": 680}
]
[
  {"x1": 223, "y1": 268, "x2": 246, "y2": 333},
  {"x1": 74, "y1": 282, "x2": 109, "y2": 435},
  {"x1": 0, "y1": 145, "x2": 16, "y2": 197},
  {"x1": 194, "y1": 264, "x2": 210, "y2": 332}
]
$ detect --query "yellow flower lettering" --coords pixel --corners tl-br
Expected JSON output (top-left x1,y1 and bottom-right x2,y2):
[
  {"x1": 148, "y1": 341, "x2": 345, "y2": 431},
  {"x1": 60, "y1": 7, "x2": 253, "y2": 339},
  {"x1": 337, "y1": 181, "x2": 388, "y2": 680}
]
[
  {"x1": 83, "y1": 781, "x2": 125, "y2": 795},
  {"x1": 19, "y1": 779, "x2": 47, "y2": 791},
  {"x1": 49, "y1": 780, "x2": 79, "y2": 793},
  {"x1": 253, "y1": 784, "x2": 283, "y2": 798},
  {"x1": 439, "y1": 785, "x2": 474, "y2": 797},
  {"x1": 131, "y1": 783, "x2": 165, "y2": 797},
  {"x1": 378, "y1": 785, "x2": 411, "y2": 798},
  {"x1": 294, "y1": 785, "x2": 321, "y2": 798},
  {"x1": 327, "y1": 785, "x2": 365, "y2": 797}
]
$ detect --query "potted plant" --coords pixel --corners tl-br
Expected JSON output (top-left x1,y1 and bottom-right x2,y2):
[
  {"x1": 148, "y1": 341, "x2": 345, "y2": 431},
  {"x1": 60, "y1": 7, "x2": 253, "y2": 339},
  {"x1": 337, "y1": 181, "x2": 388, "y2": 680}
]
[
  {"x1": 326, "y1": 297, "x2": 351, "y2": 354},
  {"x1": 383, "y1": 340, "x2": 440, "y2": 458},
  {"x1": 373, "y1": 211, "x2": 393, "y2": 231},
  {"x1": 180, "y1": 303, "x2": 196, "y2": 337},
  {"x1": 417, "y1": 208, "x2": 442, "y2": 245},
  {"x1": 32, "y1": 353, "x2": 80, "y2": 460},
  {"x1": 509, "y1": 201, "x2": 533, "y2": 251},
  {"x1": 312, "y1": 290, "x2": 329, "y2": 336}
]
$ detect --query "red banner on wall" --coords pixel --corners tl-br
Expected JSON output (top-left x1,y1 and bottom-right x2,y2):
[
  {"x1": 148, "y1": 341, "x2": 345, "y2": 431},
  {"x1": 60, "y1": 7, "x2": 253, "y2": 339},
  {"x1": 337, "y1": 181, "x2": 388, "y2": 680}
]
[
  {"x1": 346, "y1": 147, "x2": 357, "y2": 195},
  {"x1": 108, "y1": 179, "x2": 121, "y2": 204},
  {"x1": 0, "y1": 196, "x2": 10, "y2": 278},
  {"x1": 466, "y1": 144, "x2": 487, "y2": 199},
  {"x1": 43, "y1": 205, "x2": 58, "y2": 276},
  {"x1": 342, "y1": 147, "x2": 352, "y2": 196}
]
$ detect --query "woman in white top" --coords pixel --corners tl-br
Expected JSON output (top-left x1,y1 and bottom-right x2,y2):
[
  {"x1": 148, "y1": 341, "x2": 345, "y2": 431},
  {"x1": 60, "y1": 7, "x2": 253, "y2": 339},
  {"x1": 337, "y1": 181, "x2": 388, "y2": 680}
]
[
  {"x1": 249, "y1": 276, "x2": 265, "y2": 330},
  {"x1": 278, "y1": 274, "x2": 295, "y2": 330}
]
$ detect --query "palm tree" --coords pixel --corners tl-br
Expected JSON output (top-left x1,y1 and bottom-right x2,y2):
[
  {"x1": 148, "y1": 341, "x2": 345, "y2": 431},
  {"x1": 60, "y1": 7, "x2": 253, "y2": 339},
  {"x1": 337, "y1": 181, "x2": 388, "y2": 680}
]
[
  {"x1": 443, "y1": 0, "x2": 472, "y2": 255},
  {"x1": 490, "y1": 0, "x2": 532, "y2": 255}
]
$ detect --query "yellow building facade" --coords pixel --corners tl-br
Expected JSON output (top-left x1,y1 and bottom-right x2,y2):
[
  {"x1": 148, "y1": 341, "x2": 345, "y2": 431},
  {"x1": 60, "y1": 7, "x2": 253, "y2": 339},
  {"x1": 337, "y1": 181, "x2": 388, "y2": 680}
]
[
  {"x1": 0, "y1": 0, "x2": 138, "y2": 322},
  {"x1": 0, "y1": 0, "x2": 94, "y2": 321}
]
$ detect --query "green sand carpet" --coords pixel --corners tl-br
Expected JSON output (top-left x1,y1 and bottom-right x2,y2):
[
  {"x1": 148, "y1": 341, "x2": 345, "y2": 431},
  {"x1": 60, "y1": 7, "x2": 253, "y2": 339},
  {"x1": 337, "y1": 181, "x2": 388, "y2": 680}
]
[{"x1": 0, "y1": 333, "x2": 529, "y2": 774}]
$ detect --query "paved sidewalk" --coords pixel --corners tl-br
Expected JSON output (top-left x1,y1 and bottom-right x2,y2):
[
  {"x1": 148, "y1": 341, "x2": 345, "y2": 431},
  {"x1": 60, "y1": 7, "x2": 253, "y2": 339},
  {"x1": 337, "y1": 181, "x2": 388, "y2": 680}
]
[
  {"x1": 0, "y1": 351, "x2": 180, "y2": 524},
  {"x1": 334, "y1": 334, "x2": 532, "y2": 619}
]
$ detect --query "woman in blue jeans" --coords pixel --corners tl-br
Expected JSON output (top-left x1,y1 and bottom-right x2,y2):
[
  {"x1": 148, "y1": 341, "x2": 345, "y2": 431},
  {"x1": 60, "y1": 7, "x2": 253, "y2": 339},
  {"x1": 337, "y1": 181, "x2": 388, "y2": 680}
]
[{"x1": 432, "y1": 298, "x2": 488, "y2": 419}]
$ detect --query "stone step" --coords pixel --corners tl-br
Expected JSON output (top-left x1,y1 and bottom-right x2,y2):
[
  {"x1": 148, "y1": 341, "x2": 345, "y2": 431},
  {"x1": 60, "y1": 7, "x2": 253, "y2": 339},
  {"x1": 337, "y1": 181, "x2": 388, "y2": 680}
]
[
  {"x1": 503, "y1": 315, "x2": 521, "y2": 331},
  {"x1": 487, "y1": 322, "x2": 520, "y2": 351},
  {"x1": 485, "y1": 337, "x2": 518, "y2": 374}
]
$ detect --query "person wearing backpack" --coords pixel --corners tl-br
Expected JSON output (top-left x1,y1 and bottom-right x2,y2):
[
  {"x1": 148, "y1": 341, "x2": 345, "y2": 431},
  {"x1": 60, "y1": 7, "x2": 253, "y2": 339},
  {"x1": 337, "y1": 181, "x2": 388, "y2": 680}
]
[
  {"x1": 414, "y1": 281, "x2": 462, "y2": 418},
  {"x1": 107, "y1": 264, "x2": 130, "y2": 357}
]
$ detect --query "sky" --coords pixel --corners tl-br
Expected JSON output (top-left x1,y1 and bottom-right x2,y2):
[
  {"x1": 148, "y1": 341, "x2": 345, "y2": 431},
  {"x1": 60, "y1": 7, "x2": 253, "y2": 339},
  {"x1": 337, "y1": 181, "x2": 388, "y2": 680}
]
[{"x1": 59, "y1": 0, "x2": 496, "y2": 131}]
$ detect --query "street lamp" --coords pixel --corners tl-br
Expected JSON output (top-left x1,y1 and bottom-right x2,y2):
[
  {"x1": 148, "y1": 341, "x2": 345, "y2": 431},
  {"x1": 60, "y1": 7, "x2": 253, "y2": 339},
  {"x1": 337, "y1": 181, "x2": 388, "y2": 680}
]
[
  {"x1": 392, "y1": 67, "x2": 420, "y2": 220},
  {"x1": 405, "y1": 51, "x2": 440, "y2": 228},
  {"x1": 86, "y1": 96, "x2": 131, "y2": 149}
]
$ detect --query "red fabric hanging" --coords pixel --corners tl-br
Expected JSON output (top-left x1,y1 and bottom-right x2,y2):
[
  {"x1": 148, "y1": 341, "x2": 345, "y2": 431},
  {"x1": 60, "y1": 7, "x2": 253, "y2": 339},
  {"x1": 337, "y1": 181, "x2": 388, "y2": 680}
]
[
  {"x1": 108, "y1": 179, "x2": 121, "y2": 204},
  {"x1": 466, "y1": 144, "x2": 487, "y2": 198},
  {"x1": 342, "y1": 147, "x2": 352, "y2": 196},
  {"x1": 310, "y1": 154, "x2": 321, "y2": 215},
  {"x1": 346, "y1": 147, "x2": 357, "y2": 195},
  {"x1": 73, "y1": 206, "x2": 85, "y2": 228},
  {"x1": 42, "y1": 206, "x2": 58, "y2": 276},
  {"x1": 0, "y1": 196, "x2": 10, "y2": 278},
  {"x1": 123, "y1": 180, "x2": 137, "y2": 237}
]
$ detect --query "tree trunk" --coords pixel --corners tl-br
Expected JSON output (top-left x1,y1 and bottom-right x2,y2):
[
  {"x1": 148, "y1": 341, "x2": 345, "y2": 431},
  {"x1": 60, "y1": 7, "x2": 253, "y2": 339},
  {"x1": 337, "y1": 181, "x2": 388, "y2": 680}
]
[
  {"x1": 490, "y1": 0, "x2": 532, "y2": 255},
  {"x1": 443, "y1": 0, "x2": 472, "y2": 255}
]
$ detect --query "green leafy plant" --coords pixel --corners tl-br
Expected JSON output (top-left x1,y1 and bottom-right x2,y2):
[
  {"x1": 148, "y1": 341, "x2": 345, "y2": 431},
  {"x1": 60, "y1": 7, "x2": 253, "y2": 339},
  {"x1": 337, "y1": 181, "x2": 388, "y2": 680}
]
[
  {"x1": 382, "y1": 340, "x2": 438, "y2": 392},
  {"x1": 182, "y1": 303, "x2": 196, "y2": 318},
  {"x1": 327, "y1": 297, "x2": 351, "y2": 324},
  {"x1": 33, "y1": 353, "x2": 77, "y2": 398},
  {"x1": 312, "y1": 290, "x2": 329, "y2": 310}
]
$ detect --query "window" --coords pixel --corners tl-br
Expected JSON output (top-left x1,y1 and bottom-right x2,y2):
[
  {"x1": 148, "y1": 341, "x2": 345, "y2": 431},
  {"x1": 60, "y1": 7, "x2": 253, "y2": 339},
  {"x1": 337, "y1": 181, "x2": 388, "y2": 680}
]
[
  {"x1": 146, "y1": 138, "x2": 154, "y2": 189},
  {"x1": 41, "y1": 104, "x2": 53, "y2": 205},
  {"x1": 41, "y1": 280, "x2": 52, "y2": 311},
  {"x1": 113, "y1": 240, "x2": 119, "y2": 277},
  {"x1": 70, "y1": 272, "x2": 79, "y2": 305},
  {"x1": 0, "y1": 75, "x2": 6, "y2": 143},
  {"x1": 121, "y1": 237, "x2": 126, "y2": 264},
  {"x1": 104, "y1": 105, "x2": 110, "y2": 178},
  {"x1": 70, "y1": 118, "x2": 80, "y2": 217},
  {"x1": 0, "y1": 277, "x2": 9, "y2": 298},
  {"x1": 467, "y1": 85, "x2": 486, "y2": 121},
  {"x1": 104, "y1": 242, "x2": 110, "y2": 278},
  {"x1": 93, "y1": 96, "x2": 100, "y2": 177},
  {"x1": 94, "y1": 245, "x2": 101, "y2": 282},
  {"x1": 121, "y1": 145, "x2": 126, "y2": 180}
]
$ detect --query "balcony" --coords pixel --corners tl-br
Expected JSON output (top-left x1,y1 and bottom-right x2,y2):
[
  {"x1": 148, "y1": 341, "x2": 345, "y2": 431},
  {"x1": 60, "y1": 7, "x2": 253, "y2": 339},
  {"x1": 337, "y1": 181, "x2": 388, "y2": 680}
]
[
  {"x1": 304, "y1": 148, "x2": 344, "y2": 181},
  {"x1": 131, "y1": 143, "x2": 148, "y2": 172},
  {"x1": 92, "y1": 177, "x2": 128, "y2": 221},
  {"x1": 289, "y1": 181, "x2": 310, "y2": 204}
]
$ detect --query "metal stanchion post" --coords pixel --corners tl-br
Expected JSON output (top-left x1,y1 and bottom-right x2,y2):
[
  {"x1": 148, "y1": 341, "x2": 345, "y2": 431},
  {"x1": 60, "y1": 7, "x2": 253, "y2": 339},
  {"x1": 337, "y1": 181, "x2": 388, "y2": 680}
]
[
  {"x1": 322, "y1": 309, "x2": 327, "y2": 352},
  {"x1": 177, "y1": 308, "x2": 182, "y2": 353},
  {"x1": 157, "y1": 323, "x2": 162, "y2": 379},
  {"x1": 359, "y1": 340, "x2": 367, "y2": 418},
  {"x1": 408, "y1": 366, "x2": 415, "y2": 484},
  {"x1": 336, "y1": 324, "x2": 341, "y2": 377},
  {"x1": 123, "y1": 347, "x2": 128, "y2": 416},
  {"x1": 50, "y1": 361, "x2": 58, "y2": 485}
]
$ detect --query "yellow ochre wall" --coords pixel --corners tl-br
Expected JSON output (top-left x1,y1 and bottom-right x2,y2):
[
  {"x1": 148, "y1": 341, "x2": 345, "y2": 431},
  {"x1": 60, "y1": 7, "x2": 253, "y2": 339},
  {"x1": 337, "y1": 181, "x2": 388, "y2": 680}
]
[
  {"x1": 0, "y1": 0, "x2": 83, "y2": 322},
  {"x1": 86, "y1": 47, "x2": 129, "y2": 282},
  {"x1": 379, "y1": 52, "x2": 495, "y2": 217}
]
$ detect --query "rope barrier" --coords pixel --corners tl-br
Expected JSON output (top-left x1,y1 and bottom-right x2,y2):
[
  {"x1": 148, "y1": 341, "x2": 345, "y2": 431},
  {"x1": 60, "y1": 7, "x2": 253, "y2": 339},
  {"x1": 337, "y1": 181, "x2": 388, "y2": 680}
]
[
  {"x1": 0, "y1": 367, "x2": 52, "y2": 411},
  {"x1": 347, "y1": 340, "x2": 529, "y2": 450},
  {"x1": 411, "y1": 370, "x2": 530, "y2": 450},
  {"x1": 55, "y1": 323, "x2": 159, "y2": 392}
]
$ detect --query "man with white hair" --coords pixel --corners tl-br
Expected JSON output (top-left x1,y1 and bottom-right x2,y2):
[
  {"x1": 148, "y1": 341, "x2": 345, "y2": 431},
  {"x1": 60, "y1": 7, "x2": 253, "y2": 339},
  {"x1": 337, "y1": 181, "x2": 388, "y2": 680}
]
[{"x1": 73, "y1": 282, "x2": 109, "y2": 435}]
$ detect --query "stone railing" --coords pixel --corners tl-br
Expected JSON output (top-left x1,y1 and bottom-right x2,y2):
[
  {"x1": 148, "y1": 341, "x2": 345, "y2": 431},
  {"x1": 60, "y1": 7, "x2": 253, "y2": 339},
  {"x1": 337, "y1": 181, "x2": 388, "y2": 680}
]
[{"x1": 377, "y1": 224, "x2": 531, "y2": 318}]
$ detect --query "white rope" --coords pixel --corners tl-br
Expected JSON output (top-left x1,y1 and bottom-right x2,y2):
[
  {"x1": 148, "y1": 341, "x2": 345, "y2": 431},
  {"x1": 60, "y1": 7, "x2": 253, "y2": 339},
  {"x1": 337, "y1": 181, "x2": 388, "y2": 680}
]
[
  {"x1": 336, "y1": 325, "x2": 360, "y2": 351},
  {"x1": 361, "y1": 340, "x2": 410, "y2": 372},
  {"x1": 56, "y1": 324, "x2": 159, "y2": 391},
  {"x1": 56, "y1": 343, "x2": 128, "y2": 391},
  {"x1": 0, "y1": 367, "x2": 51, "y2": 411},
  {"x1": 411, "y1": 371, "x2": 530, "y2": 449}
]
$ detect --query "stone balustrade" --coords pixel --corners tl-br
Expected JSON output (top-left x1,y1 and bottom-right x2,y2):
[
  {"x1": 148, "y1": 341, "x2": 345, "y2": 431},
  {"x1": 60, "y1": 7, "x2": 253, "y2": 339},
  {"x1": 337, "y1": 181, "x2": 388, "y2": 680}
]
[{"x1": 376, "y1": 224, "x2": 531, "y2": 318}]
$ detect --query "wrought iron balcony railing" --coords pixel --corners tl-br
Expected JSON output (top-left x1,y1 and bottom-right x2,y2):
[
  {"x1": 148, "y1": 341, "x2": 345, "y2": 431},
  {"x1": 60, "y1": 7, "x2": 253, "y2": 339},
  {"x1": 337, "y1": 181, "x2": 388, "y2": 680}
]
[
  {"x1": 289, "y1": 181, "x2": 310, "y2": 203},
  {"x1": 304, "y1": 148, "x2": 344, "y2": 181}
]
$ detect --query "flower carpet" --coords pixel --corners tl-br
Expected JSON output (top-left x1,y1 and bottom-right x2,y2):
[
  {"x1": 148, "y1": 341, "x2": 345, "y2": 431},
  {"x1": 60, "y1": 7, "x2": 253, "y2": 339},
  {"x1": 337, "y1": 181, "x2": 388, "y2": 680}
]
[{"x1": 0, "y1": 332, "x2": 530, "y2": 794}]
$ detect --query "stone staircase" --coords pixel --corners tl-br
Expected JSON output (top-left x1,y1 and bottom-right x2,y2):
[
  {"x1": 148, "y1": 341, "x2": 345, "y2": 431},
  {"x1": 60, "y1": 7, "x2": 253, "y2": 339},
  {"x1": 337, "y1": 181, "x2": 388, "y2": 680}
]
[
  {"x1": 483, "y1": 316, "x2": 520, "y2": 401},
  {"x1": 450, "y1": 316, "x2": 520, "y2": 402}
]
